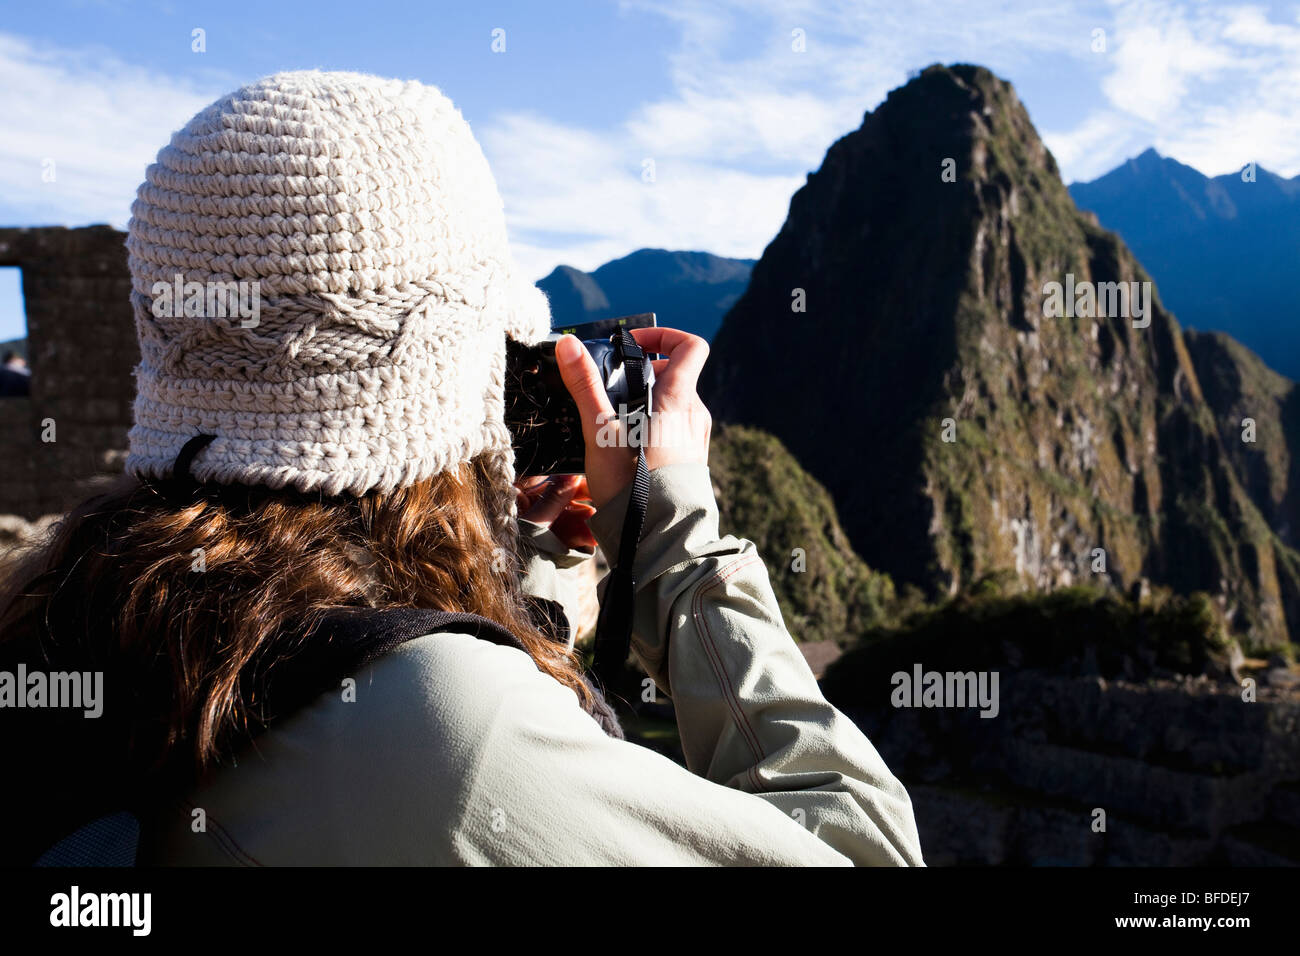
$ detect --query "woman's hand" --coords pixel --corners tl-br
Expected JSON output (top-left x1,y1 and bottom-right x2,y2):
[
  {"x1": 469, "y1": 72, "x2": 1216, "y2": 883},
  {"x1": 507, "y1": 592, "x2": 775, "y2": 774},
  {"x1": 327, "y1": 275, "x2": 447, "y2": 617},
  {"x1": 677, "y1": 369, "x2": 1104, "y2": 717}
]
[
  {"x1": 555, "y1": 326, "x2": 713, "y2": 510},
  {"x1": 515, "y1": 474, "x2": 598, "y2": 551}
]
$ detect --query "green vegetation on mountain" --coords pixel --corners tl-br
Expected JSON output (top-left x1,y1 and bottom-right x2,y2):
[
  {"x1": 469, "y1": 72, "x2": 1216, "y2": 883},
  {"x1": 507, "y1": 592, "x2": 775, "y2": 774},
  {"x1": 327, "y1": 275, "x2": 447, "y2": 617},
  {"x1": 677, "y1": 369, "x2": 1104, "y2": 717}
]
[
  {"x1": 708, "y1": 424, "x2": 898, "y2": 644},
  {"x1": 1183, "y1": 329, "x2": 1299, "y2": 550}
]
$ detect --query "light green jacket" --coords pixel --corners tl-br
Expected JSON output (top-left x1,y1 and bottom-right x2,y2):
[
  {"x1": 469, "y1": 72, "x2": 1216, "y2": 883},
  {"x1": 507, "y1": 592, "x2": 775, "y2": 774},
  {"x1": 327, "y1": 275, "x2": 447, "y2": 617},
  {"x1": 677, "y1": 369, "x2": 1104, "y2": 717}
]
[{"x1": 140, "y1": 463, "x2": 924, "y2": 866}]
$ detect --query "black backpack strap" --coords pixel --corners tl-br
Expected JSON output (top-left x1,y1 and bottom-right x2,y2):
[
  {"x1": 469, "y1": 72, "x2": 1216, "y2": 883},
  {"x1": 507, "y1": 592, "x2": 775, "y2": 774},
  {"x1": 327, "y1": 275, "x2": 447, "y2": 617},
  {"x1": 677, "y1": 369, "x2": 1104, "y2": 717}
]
[
  {"x1": 261, "y1": 607, "x2": 623, "y2": 739},
  {"x1": 306, "y1": 607, "x2": 531, "y2": 666}
]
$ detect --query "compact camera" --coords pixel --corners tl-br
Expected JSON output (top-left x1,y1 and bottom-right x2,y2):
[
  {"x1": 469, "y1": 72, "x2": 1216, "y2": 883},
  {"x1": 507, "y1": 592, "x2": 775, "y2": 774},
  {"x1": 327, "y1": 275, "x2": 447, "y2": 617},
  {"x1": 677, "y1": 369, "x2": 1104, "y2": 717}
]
[{"x1": 505, "y1": 313, "x2": 657, "y2": 476}]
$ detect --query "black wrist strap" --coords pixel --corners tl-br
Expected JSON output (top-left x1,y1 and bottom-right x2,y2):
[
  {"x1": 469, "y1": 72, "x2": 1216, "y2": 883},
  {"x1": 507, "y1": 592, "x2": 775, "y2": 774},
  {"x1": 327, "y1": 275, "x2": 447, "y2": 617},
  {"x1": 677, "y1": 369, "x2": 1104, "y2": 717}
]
[{"x1": 592, "y1": 331, "x2": 651, "y2": 684}]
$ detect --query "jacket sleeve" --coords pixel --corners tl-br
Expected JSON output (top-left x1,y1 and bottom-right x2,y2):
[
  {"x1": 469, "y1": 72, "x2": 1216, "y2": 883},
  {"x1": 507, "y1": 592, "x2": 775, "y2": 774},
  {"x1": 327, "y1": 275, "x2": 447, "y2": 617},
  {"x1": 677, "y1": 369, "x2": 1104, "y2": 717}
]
[
  {"x1": 453, "y1": 463, "x2": 924, "y2": 866},
  {"x1": 517, "y1": 518, "x2": 596, "y2": 649}
]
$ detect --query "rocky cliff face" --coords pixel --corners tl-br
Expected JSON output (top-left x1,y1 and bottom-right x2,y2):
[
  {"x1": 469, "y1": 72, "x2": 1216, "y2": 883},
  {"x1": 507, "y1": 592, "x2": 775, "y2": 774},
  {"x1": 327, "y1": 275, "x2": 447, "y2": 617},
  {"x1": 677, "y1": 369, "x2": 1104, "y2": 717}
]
[
  {"x1": 702, "y1": 64, "x2": 1299, "y2": 652},
  {"x1": 1184, "y1": 329, "x2": 1299, "y2": 550}
]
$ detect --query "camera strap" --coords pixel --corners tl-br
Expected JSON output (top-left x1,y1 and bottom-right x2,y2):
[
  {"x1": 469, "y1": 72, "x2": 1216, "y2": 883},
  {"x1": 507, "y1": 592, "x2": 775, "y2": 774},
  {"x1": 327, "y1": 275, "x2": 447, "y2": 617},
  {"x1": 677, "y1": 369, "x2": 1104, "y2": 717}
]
[{"x1": 592, "y1": 330, "x2": 651, "y2": 684}]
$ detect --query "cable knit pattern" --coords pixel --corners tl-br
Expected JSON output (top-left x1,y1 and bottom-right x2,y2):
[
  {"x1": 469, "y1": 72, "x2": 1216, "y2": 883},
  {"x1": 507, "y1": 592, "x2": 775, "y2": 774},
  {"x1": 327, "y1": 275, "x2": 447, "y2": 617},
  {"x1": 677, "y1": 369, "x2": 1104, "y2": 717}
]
[{"x1": 125, "y1": 71, "x2": 550, "y2": 522}]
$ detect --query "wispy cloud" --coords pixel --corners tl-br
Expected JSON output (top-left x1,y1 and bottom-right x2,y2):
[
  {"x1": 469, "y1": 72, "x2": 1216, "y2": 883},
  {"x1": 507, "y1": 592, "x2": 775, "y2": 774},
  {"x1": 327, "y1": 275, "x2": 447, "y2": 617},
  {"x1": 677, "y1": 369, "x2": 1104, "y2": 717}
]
[
  {"x1": 0, "y1": 32, "x2": 221, "y2": 228},
  {"x1": 1102, "y1": 11, "x2": 1236, "y2": 125},
  {"x1": 1053, "y1": 0, "x2": 1300, "y2": 181},
  {"x1": 1042, "y1": 110, "x2": 1143, "y2": 178},
  {"x1": 481, "y1": 112, "x2": 802, "y2": 281}
]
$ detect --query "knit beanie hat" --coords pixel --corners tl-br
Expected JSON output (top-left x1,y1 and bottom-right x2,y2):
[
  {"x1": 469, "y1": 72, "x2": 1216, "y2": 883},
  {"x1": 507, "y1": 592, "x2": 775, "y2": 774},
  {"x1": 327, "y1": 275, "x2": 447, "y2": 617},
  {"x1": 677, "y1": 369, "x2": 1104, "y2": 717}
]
[{"x1": 124, "y1": 70, "x2": 550, "y2": 532}]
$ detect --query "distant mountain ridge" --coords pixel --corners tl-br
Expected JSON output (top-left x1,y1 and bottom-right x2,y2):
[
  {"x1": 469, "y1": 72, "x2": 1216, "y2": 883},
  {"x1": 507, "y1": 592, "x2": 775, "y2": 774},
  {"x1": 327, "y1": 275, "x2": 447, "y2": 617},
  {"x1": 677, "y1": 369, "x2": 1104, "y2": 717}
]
[
  {"x1": 1069, "y1": 148, "x2": 1300, "y2": 379},
  {"x1": 536, "y1": 248, "x2": 754, "y2": 340}
]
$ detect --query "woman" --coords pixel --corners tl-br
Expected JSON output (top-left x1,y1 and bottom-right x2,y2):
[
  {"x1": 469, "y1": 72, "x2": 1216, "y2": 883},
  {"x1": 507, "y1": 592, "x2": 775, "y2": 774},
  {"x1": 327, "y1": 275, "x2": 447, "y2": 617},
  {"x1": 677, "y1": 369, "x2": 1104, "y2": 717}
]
[{"x1": 0, "y1": 71, "x2": 923, "y2": 866}]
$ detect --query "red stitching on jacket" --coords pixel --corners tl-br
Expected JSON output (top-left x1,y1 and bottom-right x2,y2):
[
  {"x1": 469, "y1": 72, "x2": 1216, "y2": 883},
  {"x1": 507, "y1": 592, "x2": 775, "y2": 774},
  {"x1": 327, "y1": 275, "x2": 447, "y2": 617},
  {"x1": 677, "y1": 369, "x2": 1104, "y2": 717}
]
[{"x1": 692, "y1": 554, "x2": 768, "y2": 792}]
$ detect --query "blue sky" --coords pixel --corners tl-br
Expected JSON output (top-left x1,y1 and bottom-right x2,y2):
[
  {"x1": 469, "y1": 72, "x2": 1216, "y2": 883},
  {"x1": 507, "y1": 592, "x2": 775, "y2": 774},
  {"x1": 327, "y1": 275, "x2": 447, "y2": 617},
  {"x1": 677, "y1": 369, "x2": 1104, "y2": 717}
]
[{"x1": 3, "y1": 0, "x2": 1300, "y2": 341}]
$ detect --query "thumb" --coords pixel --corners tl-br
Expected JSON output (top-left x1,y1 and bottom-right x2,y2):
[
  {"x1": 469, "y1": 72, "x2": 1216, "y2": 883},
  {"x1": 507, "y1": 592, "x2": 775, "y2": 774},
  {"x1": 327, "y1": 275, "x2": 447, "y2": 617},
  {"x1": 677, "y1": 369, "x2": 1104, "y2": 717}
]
[{"x1": 555, "y1": 335, "x2": 615, "y2": 444}]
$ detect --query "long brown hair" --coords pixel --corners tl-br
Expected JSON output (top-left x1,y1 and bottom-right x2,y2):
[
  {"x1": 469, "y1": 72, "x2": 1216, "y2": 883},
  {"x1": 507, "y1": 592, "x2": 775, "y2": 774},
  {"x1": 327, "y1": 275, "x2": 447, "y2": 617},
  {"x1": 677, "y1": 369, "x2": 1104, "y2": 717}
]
[{"x1": 0, "y1": 453, "x2": 593, "y2": 783}]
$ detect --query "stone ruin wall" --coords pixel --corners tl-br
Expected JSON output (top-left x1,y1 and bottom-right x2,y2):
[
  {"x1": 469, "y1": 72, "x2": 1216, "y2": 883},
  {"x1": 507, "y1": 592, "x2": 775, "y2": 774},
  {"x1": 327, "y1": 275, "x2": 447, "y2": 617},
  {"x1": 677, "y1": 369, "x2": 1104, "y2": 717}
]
[{"x1": 0, "y1": 225, "x2": 137, "y2": 521}]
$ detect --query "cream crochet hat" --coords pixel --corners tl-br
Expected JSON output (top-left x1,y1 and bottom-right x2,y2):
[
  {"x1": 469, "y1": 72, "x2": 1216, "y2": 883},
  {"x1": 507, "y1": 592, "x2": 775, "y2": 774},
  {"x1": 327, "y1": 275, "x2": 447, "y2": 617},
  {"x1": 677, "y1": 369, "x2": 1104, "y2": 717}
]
[{"x1": 124, "y1": 70, "x2": 550, "y2": 527}]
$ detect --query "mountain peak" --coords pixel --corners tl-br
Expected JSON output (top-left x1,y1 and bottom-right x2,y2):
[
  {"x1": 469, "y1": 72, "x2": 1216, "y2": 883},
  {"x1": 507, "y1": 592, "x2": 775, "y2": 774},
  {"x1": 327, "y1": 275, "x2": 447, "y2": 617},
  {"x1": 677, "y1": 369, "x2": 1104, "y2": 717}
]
[
  {"x1": 703, "y1": 64, "x2": 1297, "y2": 649},
  {"x1": 537, "y1": 264, "x2": 609, "y2": 316}
]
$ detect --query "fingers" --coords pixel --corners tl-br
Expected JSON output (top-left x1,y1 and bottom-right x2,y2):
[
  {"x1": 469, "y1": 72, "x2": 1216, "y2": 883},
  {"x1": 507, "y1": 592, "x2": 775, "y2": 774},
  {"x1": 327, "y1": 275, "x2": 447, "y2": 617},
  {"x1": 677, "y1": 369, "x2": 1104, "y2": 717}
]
[
  {"x1": 517, "y1": 474, "x2": 590, "y2": 503},
  {"x1": 517, "y1": 473, "x2": 598, "y2": 550},
  {"x1": 515, "y1": 475, "x2": 551, "y2": 500},
  {"x1": 519, "y1": 474, "x2": 582, "y2": 525},
  {"x1": 627, "y1": 326, "x2": 689, "y2": 355},
  {"x1": 629, "y1": 327, "x2": 709, "y2": 396},
  {"x1": 556, "y1": 334, "x2": 616, "y2": 444},
  {"x1": 551, "y1": 503, "x2": 598, "y2": 551}
]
